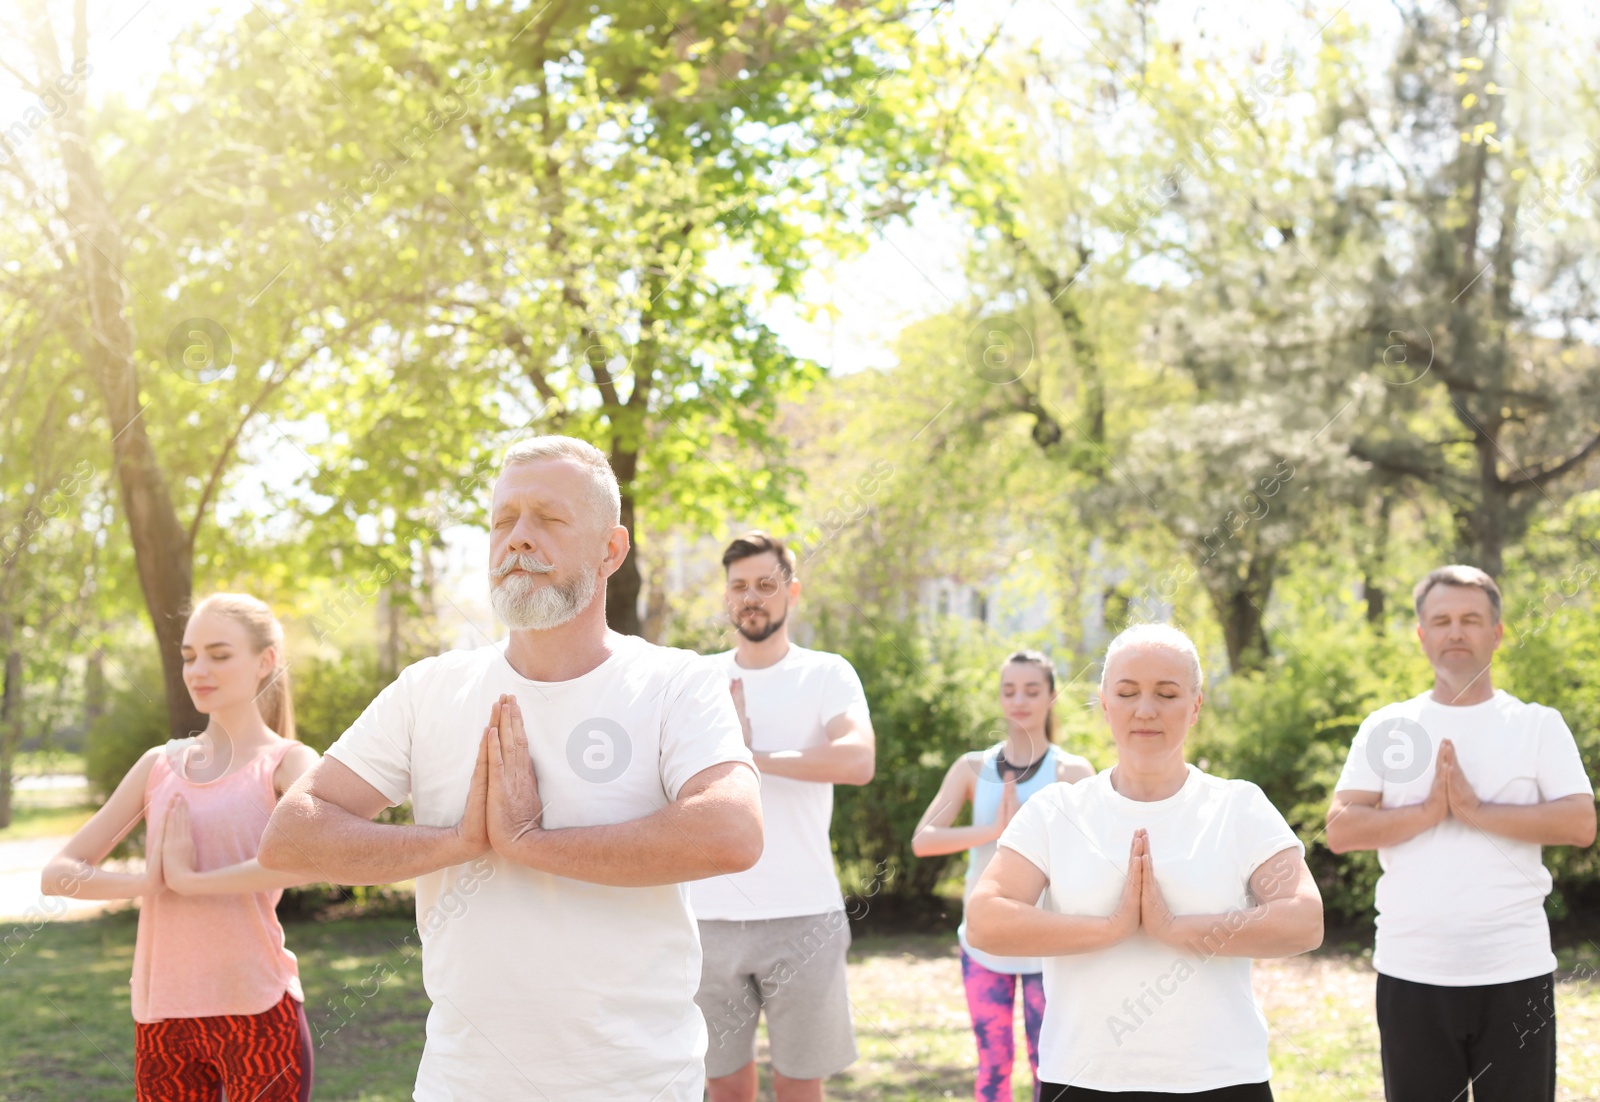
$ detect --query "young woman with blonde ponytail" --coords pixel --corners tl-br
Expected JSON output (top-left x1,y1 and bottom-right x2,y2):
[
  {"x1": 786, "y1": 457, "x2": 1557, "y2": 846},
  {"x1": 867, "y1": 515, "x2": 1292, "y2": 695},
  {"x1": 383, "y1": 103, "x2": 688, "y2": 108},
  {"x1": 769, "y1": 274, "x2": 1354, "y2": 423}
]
[{"x1": 43, "y1": 593, "x2": 321, "y2": 1101}]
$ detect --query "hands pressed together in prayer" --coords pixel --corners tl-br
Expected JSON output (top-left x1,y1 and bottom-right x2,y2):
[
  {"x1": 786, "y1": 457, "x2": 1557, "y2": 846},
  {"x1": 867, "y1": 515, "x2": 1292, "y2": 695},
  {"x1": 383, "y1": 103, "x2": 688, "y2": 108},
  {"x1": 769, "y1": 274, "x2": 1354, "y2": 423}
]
[
  {"x1": 453, "y1": 694, "x2": 545, "y2": 860},
  {"x1": 991, "y1": 780, "x2": 1021, "y2": 842},
  {"x1": 1420, "y1": 738, "x2": 1481, "y2": 825},
  {"x1": 1103, "y1": 828, "x2": 1251, "y2": 955},
  {"x1": 1104, "y1": 829, "x2": 1186, "y2": 949}
]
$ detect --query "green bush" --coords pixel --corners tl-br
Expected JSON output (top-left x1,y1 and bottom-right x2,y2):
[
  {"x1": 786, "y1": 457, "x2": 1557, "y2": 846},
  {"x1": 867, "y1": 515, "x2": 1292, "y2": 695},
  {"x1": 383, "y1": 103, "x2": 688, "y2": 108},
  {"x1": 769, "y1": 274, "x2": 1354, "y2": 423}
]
[
  {"x1": 84, "y1": 649, "x2": 171, "y2": 803},
  {"x1": 811, "y1": 613, "x2": 1007, "y2": 923},
  {"x1": 292, "y1": 645, "x2": 391, "y2": 753},
  {"x1": 808, "y1": 595, "x2": 1600, "y2": 928},
  {"x1": 677, "y1": 590, "x2": 1600, "y2": 931},
  {"x1": 1500, "y1": 606, "x2": 1600, "y2": 918},
  {"x1": 277, "y1": 645, "x2": 398, "y2": 914},
  {"x1": 1191, "y1": 592, "x2": 1600, "y2": 925},
  {"x1": 1190, "y1": 616, "x2": 1428, "y2": 923},
  {"x1": 84, "y1": 645, "x2": 394, "y2": 798}
]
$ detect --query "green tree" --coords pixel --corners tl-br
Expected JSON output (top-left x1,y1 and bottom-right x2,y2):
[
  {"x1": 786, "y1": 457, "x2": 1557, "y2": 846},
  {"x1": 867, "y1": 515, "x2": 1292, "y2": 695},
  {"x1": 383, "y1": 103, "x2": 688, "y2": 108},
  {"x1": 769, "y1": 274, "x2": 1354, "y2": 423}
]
[
  {"x1": 0, "y1": 309, "x2": 105, "y2": 824},
  {"x1": 3, "y1": 0, "x2": 437, "y2": 737},
  {"x1": 928, "y1": 26, "x2": 1359, "y2": 672},
  {"x1": 166, "y1": 0, "x2": 955, "y2": 637},
  {"x1": 1329, "y1": 0, "x2": 1600, "y2": 575},
  {"x1": 1, "y1": 0, "x2": 955, "y2": 754}
]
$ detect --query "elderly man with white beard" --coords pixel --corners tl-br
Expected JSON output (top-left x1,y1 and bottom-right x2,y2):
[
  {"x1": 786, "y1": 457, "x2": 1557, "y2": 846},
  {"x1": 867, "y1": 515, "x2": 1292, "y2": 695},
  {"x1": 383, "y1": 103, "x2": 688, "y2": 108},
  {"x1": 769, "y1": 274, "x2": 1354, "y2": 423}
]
[{"x1": 259, "y1": 435, "x2": 763, "y2": 1101}]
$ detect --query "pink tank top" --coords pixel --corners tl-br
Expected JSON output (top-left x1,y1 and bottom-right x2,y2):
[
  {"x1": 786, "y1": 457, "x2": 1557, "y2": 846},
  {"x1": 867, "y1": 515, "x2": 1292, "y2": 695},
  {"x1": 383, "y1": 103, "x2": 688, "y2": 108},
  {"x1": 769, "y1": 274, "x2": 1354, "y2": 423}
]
[{"x1": 130, "y1": 738, "x2": 304, "y2": 1022}]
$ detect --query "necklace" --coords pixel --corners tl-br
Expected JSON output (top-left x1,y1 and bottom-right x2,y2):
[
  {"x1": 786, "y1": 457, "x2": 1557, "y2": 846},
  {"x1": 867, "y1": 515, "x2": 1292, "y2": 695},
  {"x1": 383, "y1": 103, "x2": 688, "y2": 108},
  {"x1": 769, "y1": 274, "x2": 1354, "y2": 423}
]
[{"x1": 996, "y1": 743, "x2": 1047, "y2": 784}]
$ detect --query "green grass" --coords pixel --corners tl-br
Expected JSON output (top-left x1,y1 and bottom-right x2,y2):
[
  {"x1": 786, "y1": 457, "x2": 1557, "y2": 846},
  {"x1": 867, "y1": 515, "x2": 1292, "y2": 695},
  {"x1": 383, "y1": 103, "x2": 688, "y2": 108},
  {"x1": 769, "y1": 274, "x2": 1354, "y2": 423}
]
[
  {"x1": 1, "y1": 910, "x2": 430, "y2": 1102},
  {"x1": 5, "y1": 915, "x2": 1600, "y2": 1100},
  {"x1": 2, "y1": 757, "x2": 95, "y2": 842},
  {"x1": 12, "y1": 751, "x2": 86, "y2": 778},
  {"x1": 0, "y1": 801, "x2": 96, "y2": 843}
]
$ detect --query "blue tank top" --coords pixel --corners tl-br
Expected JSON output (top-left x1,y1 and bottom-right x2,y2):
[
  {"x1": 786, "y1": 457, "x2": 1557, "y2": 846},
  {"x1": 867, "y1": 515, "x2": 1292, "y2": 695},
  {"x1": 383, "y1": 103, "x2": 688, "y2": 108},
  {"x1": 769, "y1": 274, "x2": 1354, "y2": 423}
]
[{"x1": 956, "y1": 744, "x2": 1071, "y2": 974}]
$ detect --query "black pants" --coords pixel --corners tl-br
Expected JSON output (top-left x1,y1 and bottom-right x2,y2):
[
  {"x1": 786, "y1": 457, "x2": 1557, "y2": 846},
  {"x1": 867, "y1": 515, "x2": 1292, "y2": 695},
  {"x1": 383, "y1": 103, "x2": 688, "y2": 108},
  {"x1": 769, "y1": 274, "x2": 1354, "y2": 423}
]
[
  {"x1": 1039, "y1": 1084, "x2": 1272, "y2": 1101},
  {"x1": 1376, "y1": 971, "x2": 1556, "y2": 1102}
]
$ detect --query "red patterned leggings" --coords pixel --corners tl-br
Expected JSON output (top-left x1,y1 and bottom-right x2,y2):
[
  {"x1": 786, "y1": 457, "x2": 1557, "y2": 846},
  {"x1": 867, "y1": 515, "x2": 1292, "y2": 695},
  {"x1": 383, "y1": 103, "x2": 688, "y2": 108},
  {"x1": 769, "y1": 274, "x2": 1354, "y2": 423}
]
[{"x1": 134, "y1": 991, "x2": 312, "y2": 1102}]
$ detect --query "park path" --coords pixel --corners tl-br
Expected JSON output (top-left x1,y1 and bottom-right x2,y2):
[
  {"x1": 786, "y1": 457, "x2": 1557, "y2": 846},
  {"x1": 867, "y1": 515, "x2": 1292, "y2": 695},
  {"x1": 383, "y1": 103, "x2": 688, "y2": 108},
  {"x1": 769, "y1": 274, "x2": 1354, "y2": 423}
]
[
  {"x1": 1, "y1": 773, "x2": 128, "y2": 921},
  {"x1": 0, "y1": 831, "x2": 129, "y2": 921},
  {"x1": 0, "y1": 834, "x2": 127, "y2": 920}
]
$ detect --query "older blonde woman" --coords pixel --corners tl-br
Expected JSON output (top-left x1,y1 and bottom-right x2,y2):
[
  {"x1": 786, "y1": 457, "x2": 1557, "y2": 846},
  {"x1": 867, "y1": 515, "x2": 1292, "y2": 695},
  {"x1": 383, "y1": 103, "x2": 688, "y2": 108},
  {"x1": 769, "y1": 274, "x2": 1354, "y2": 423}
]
[{"x1": 967, "y1": 624, "x2": 1322, "y2": 1100}]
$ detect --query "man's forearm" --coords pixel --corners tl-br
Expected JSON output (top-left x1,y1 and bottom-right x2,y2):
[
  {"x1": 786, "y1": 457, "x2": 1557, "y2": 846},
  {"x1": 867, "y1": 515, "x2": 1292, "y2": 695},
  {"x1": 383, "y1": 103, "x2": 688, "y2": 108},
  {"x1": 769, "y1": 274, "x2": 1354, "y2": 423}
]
[
  {"x1": 259, "y1": 791, "x2": 473, "y2": 886},
  {"x1": 498, "y1": 800, "x2": 760, "y2": 887},
  {"x1": 755, "y1": 741, "x2": 874, "y2": 785},
  {"x1": 1457, "y1": 797, "x2": 1597, "y2": 846},
  {"x1": 1326, "y1": 800, "x2": 1440, "y2": 852}
]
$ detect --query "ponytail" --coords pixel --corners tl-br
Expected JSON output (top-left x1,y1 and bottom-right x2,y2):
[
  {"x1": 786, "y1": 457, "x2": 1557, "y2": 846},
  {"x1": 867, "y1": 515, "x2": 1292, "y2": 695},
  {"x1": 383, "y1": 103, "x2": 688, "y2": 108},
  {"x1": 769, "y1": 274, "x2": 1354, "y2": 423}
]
[{"x1": 256, "y1": 663, "x2": 296, "y2": 740}]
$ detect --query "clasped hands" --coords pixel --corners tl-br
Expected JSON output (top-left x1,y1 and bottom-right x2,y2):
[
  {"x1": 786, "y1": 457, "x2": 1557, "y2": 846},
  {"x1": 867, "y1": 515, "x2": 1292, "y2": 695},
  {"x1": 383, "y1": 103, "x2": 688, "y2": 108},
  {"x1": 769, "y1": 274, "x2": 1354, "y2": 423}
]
[
  {"x1": 452, "y1": 693, "x2": 546, "y2": 860},
  {"x1": 1421, "y1": 738, "x2": 1481, "y2": 824},
  {"x1": 147, "y1": 795, "x2": 213, "y2": 894},
  {"x1": 1105, "y1": 828, "x2": 1202, "y2": 952}
]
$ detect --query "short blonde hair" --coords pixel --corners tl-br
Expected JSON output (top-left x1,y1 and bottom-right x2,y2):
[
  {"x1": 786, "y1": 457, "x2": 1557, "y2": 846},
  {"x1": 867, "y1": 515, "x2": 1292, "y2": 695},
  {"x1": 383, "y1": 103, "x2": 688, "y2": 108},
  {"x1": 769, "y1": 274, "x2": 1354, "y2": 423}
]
[
  {"x1": 1099, "y1": 623, "x2": 1203, "y2": 694},
  {"x1": 500, "y1": 435, "x2": 621, "y2": 529}
]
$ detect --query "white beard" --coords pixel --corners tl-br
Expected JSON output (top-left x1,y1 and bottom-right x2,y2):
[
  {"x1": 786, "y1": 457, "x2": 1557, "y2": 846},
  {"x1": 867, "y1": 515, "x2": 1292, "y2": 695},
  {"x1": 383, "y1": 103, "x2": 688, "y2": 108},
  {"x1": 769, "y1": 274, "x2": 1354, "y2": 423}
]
[{"x1": 490, "y1": 561, "x2": 599, "y2": 631}]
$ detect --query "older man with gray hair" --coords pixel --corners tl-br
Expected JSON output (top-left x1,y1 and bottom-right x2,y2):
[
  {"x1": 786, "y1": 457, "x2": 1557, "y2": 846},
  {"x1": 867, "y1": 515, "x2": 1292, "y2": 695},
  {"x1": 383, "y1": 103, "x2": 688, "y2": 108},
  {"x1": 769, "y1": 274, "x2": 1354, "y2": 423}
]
[
  {"x1": 1327, "y1": 565, "x2": 1595, "y2": 1102},
  {"x1": 260, "y1": 434, "x2": 762, "y2": 1101}
]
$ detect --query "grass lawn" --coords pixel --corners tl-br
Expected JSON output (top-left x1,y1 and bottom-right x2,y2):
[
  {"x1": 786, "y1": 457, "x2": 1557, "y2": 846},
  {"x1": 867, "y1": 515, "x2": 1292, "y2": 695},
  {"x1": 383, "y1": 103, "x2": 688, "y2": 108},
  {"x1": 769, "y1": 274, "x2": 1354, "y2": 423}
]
[
  {"x1": 2, "y1": 760, "x2": 95, "y2": 843},
  {"x1": 5, "y1": 912, "x2": 1600, "y2": 1100},
  {"x1": 12, "y1": 752, "x2": 86, "y2": 778},
  {"x1": 0, "y1": 802, "x2": 97, "y2": 844}
]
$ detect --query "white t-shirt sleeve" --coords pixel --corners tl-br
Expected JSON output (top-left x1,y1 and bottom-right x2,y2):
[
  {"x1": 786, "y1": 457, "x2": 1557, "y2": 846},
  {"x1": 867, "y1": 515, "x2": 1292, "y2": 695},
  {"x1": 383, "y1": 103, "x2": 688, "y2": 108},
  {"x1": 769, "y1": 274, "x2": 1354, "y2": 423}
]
[
  {"x1": 323, "y1": 658, "x2": 430, "y2": 806},
  {"x1": 1334, "y1": 712, "x2": 1385, "y2": 793},
  {"x1": 1233, "y1": 781, "x2": 1305, "y2": 877},
  {"x1": 998, "y1": 792, "x2": 1055, "y2": 877},
  {"x1": 819, "y1": 656, "x2": 870, "y2": 726},
  {"x1": 658, "y1": 656, "x2": 757, "y2": 801},
  {"x1": 1535, "y1": 707, "x2": 1593, "y2": 801}
]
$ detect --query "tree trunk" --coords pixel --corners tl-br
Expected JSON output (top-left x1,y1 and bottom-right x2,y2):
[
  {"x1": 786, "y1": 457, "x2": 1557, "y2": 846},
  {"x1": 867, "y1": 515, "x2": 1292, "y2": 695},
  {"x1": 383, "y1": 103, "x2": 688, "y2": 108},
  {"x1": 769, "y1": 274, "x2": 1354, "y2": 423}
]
[
  {"x1": 418, "y1": 535, "x2": 440, "y2": 656},
  {"x1": 1457, "y1": 505, "x2": 1508, "y2": 579},
  {"x1": 85, "y1": 644, "x2": 106, "y2": 731},
  {"x1": 378, "y1": 583, "x2": 400, "y2": 680},
  {"x1": 0, "y1": 620, "x2": 19, "y2": 830},
  {"x1": 1452, "y1": 427, "x2": 1513, "y2": 578},
  {"x1": 636, "y1": 538, "x2": 670, "y2": 644},
  {"x1": 1204, "y1": 556, "x2": 1276, "y2": 674},
  {"x1": 1362, "y1": 493, "x2": 1392, "y2": 625},
  {"x1": 606, "y1": 447, "x2": 642, "y2": 635},
  {"x1": 39, "y1": 7, "x2": 202, "y2": 740},
  {"x1": 1363, "y1": 581, "x2": 1387, "y2": 625}
]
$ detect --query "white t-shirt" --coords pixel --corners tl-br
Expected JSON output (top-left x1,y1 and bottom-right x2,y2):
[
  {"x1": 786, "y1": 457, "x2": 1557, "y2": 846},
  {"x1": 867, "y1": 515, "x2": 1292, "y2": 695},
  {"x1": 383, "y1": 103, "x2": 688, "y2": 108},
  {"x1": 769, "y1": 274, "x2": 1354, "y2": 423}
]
[
  {"x1": 324, "y1": 633, "x2": 755, "y2": 1102},
  {"x1": 999, "y1": 765, "x2": 1302, "y2": 1091},
  {"x1": 688, "y1": 645, "x2": 869, "y2": 921},
  {"x1": 1334, "y1": 689, "x2": 1593, "y2": 986}
]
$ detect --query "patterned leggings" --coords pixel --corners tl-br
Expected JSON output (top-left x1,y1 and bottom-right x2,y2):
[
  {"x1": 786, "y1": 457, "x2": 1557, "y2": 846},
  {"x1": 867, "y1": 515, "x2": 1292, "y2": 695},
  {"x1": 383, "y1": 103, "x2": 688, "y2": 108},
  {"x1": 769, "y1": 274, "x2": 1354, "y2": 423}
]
[
  {"x1": 134, "y1": 991, "x2": 312, "y2": 1102},
  {"x1": 961, "y1": 949, "x2": 1046, "y2": 1102}
]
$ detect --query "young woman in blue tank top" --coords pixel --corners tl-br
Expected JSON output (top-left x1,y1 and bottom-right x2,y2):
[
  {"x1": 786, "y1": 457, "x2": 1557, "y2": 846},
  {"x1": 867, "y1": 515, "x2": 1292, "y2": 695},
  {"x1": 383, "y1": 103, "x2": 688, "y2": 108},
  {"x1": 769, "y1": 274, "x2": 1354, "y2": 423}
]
[{"x1": 913, "y1": 651, "x2": 1094, "y2": 1102}]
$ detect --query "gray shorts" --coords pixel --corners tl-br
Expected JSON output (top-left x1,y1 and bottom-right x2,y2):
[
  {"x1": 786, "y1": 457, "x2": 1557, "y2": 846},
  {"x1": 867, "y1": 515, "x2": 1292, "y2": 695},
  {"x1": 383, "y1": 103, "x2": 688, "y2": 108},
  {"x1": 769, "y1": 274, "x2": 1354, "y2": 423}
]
[{"x1": 695, "y1": 911, "x2": 858, "y2": 1080}]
